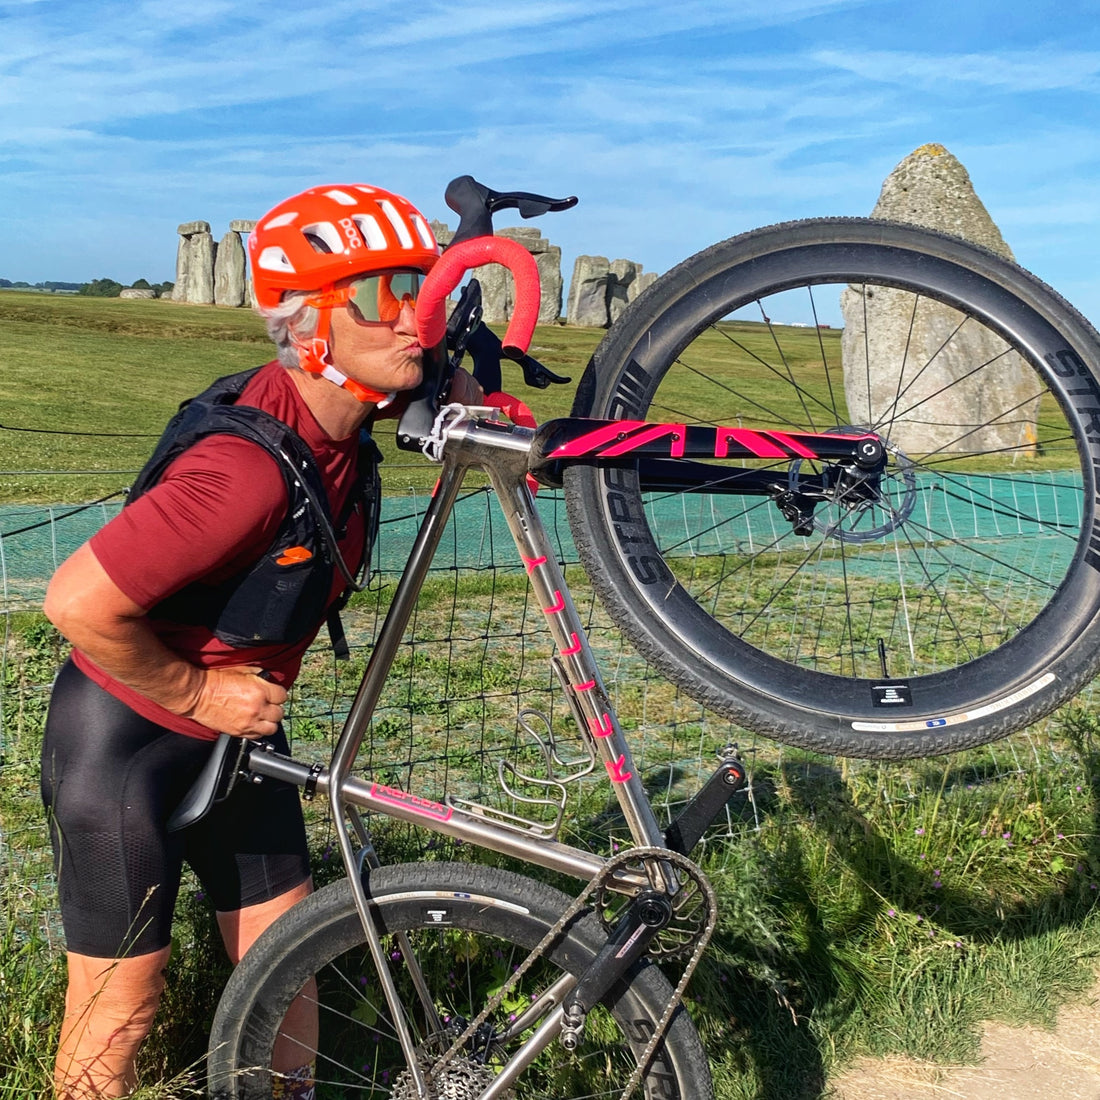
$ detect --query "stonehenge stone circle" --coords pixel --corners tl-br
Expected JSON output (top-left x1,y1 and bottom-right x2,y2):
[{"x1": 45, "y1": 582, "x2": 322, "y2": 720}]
[
  {"x1": 841, "y1": 143, "x2": 1039, "y2": 455},
  {"x1": 464, "y1": 227, "x2": 564, "y2": 324},
  {"x1": 173, "y1": 220, "x2": 255, "y2": 307},
  {"x1": 428, "y1": 221, "x2": 565, "y2": 324},
  {"x1": 168, "y1": 211, "x2": 639, "y2": 327}
]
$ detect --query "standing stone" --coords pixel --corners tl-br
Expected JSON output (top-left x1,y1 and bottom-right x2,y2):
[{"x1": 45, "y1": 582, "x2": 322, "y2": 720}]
[
  {"x1": 841, "y1": 144, "x2": 1038, "y2": 454},
  {"x1": 632, "y1": 271, "x2": 657, "y2": 300},
  {"x1": 171, "y1": 234, "x2": 192, "y2": 302},
  {"x1": 865, "y1": 143, "x2": 1015, "y2": 255},
  {"x1": 429, "y1": 219, "x2": 453, "y2": 247},
  {"x1": 500, "y1": 227, "x2": 563, "y2": 323},
  {"x1": 436, "y1": 224, "x2": 565, "y2": 325},
  {"x1": 172, "y1": 220, "x2": 215, "y2": 305},
  {"x1": 476, "y1": 257, "x2": 513, "y2": 324},
  {"x1": 566, "y1": 256, "x2": 611, "y2": 327},
  {"x1": 187, "y1": 231, "x2": 216, "y2": 305},
  {"x1": 608, "y1": 259, "x2": 642, "y2": 324},
  {"x1": 231, "y1": 221, "x2": 257, "y2": 307},
  {"x1": 534, "y1": 246, "x2": 564, "y2": 322},
  {"x1": 214, "y1": 230, "x2": 247, "y2": 307}
]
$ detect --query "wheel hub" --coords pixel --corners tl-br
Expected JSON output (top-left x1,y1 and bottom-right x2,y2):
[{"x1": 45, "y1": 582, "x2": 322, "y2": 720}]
[{"x1": 786, "y1": 426, "x2": 917, "y2": 543}]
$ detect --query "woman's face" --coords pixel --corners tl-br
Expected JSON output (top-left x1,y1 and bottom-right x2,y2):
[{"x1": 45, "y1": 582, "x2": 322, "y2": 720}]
[{"x1": 326, "y1": 272, "x2": 425, "y2": 396}]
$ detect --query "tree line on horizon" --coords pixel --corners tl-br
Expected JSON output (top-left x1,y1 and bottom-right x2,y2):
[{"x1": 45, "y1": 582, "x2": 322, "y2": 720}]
[{"x1": 0, "y1": 277, "x2": 175, "y2": 297}]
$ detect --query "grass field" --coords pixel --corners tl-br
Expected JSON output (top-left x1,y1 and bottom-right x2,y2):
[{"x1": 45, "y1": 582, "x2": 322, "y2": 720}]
[
  {"x1": 3, "y1": 290, "x2": 1100, "y2": 1098},
  {"x1": 0, "y1": 291, "x2": 597, "y2": 502}
]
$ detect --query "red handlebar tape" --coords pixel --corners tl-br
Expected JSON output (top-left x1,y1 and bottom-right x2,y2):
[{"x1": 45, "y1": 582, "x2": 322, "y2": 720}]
[{"x1": 415, "y1": 236, "x2": 541, "y2": 357}]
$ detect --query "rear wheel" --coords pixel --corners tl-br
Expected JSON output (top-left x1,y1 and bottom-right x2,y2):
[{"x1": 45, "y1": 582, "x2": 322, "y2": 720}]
[
  {"x1": 565, "y1": 218, "x2": 1100, "y2": 759},
  {"x1": 208, "y1": 862, "x2": 712, "y2": 1098}
]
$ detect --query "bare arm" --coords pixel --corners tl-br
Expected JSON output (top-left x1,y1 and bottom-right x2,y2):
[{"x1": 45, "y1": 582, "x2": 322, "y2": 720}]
[{"x1": 43, "y1": 543, "x2": 287, "y2": 738}]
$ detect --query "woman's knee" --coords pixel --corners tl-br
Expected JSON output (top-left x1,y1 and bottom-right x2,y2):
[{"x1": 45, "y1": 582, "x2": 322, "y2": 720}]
[{"x1": 62, "y1": 949, "x2": 170, "y2": 1042}]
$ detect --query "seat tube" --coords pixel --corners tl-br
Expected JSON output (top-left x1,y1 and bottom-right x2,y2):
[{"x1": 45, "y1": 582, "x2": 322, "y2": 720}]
[{"x1": 486, "y1": 464, "x2": 668, "y2": 852}]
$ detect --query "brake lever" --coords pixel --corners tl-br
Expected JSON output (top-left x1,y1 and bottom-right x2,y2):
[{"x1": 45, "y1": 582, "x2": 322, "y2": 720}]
[
  {"x1": 445, "y1": 175, "x2": 578, "y2": 247},
  {"x1": 447, "y1": 280, "x2": 484, "y2": 372}
]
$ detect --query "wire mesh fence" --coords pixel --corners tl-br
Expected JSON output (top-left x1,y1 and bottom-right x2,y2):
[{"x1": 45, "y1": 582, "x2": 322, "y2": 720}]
[{"x1": 3, "y1": 464, "x2": 1090, "y2": 896}]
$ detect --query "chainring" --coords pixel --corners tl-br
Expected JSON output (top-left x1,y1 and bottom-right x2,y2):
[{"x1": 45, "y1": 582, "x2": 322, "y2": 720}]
[{"x1": 596, "y1": 858, "x2": 712, "y2": 959}]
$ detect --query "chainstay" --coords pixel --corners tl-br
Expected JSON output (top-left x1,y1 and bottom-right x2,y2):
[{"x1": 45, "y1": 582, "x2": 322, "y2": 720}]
[{"x1": 429, "y1": 846, "x2": 716, "y2": 1097}]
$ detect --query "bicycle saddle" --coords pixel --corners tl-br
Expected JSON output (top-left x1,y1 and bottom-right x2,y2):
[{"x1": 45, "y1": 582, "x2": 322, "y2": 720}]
[{"x1": 166, "y1": 733, "x2": 250, "y2": 832}]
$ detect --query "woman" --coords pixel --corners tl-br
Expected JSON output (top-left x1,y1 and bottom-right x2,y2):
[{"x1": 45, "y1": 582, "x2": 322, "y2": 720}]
[{"x1": 41, "y1": 183, "x2": 471, "y2": 1099}]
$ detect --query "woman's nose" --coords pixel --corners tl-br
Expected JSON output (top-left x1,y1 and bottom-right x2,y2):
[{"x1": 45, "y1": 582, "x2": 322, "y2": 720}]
[{"x1": 393, "y1": 298, "x2": 418, "y2": 334}]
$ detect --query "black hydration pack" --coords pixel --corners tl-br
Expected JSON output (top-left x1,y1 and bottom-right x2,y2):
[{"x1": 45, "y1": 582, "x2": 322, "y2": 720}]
[{"x1": 127, "y1": 367, "x2": 381, "y2": 655}]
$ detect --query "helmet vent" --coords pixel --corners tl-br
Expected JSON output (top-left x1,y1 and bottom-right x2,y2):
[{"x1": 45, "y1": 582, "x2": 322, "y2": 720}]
[
  {"x1": 410, "y1": 214, "x2": 436, "y2": 250},
  {"x1": 352, "y1": 215, "x2": 387, "y2": 250},
  {"x1": 264, "y1": 212, "x2": 299, "y2": 229},
  {"x1": 323, "y1": 189, "x2": 359, "y2": 206},
  {"x1": 256, "y1": 245, "x2": 295, "y2": 273},
  {"x1": 301, "y1": 221, "x2": 347, "y2": 255},
  {"x1": 378, "y1": 199, "x2": 414, "y2": 249}
]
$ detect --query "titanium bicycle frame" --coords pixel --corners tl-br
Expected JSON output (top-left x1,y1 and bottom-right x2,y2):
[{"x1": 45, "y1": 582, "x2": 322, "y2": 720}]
[
  {"x1": 246, "y1": 410, "x2": 669, "y2": 1095},
  {"x1": 240, "y1": 405, "x2": 883, "y2": 1095}
]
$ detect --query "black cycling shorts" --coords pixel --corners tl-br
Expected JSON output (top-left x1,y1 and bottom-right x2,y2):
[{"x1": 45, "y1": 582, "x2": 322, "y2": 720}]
[{"x1": 40, "y1": 658, "x2": 311, "y2": 958}]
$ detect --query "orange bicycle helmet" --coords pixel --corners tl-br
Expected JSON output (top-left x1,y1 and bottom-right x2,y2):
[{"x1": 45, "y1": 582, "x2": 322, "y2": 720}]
[
  {"x1": 249, "y1": 184, "x2": 441, "y2": 403},
  {"x1": 250, "y1": 184, "x2": 439, "y2": 308}
]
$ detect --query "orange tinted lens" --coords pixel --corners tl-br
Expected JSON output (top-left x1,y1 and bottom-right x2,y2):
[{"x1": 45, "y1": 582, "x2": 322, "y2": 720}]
[{"x1": 347, "y1": 273, "x2": 422, "y2": 324}]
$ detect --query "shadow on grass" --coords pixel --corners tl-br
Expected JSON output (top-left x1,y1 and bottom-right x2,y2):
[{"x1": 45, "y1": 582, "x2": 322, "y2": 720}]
[{"x1": 691, "y1": 716, "x2": 1100, "y2": 1099}]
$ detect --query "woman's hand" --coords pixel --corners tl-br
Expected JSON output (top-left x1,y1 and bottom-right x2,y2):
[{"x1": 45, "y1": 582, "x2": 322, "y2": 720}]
[
  {"x1": 448, "y1": 367, "x2": 485, "y2": 406},
  {"x1": 183, "y1": 666, "x2": 288, "y2": 740},
  {"x1": 45, "y1": 543, "x2": 287, "y2": 738}
]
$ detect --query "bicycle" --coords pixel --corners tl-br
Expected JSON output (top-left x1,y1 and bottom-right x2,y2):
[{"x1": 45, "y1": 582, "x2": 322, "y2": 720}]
[{"x1": 190, "y1": 176, "x2": 1100, "y2": 1098}]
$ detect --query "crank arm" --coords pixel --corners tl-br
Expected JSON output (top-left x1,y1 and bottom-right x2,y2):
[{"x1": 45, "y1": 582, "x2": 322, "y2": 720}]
[{"x1": 664, "y1": 750, "x2": 747, "y2": 856}]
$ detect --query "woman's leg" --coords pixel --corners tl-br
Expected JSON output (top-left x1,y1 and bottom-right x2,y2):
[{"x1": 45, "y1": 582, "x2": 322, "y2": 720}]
[
  {"x1": 55, "y1": 949, "x2": 170, "y2": 1100},
  {"x1": 41, "y1": 659, "x2": 213, "y2": 1097},
  {"x1": 187, "y1": 725, "x2": 315, "y2": 1091},
  {"x1": 217, "y1": 881, "x2": 318, "y2": 1076}
]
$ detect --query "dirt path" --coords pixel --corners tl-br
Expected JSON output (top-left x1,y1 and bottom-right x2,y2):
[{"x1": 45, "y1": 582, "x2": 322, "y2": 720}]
[{"x1": 830, "y1": 988, "x2": 1100, "y2": 1099}]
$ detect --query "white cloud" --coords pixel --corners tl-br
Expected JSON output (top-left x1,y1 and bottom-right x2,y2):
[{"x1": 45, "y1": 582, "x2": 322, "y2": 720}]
[{"x1": 815, "y1": 48, "x2": 1100, "y2": 92}]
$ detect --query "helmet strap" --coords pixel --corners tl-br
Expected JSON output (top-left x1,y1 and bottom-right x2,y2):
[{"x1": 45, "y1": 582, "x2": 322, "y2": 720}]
[{"x1": 295, "y1": 285, "x2": 391, "y2": 405}]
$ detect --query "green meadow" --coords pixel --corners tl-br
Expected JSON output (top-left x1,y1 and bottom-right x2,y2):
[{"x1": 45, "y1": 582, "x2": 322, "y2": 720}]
[{"x1": 2, "y1": 290, "x2": 1100, "y2": 1098}]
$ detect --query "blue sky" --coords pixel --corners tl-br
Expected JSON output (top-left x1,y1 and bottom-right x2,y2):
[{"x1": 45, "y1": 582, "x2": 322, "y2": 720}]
[{"x1": 4, "y1": 0, "x2": 1100, "y2": 320}]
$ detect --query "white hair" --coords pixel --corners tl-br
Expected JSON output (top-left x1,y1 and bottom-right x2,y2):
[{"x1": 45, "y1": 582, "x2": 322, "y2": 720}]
[{"x1": 255, "y1": 291, "x2": 319, "y2": 367}]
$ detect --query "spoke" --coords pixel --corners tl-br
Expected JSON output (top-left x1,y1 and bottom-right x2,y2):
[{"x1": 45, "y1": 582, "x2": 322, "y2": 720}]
[
  {"x1": 867, "y1": 309, "x2": 971, "y2": 432},
  {"x1": 709, "y1": 329, "x2": 844, "y2": 426},
  {"x1": 757, "y1": 299, "x2": 818, "y2": 430},
  {"x1": 881, "y1": 291, "x2": 921, "y2": 438},
  {"x1": 910, "y1": 466, "x2": 1082, "y2": 539},
  {"x1": 809, "y1": 286, "x2": 843, "y2": 428}
]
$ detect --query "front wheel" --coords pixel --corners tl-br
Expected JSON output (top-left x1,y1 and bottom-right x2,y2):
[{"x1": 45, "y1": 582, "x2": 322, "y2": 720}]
[
  {"x1": 207, "y1": 862, "x2": 713, "y2": 1098},
  {"x1": 565, "y1": 218, "x2": 1100, "y2": 759}
]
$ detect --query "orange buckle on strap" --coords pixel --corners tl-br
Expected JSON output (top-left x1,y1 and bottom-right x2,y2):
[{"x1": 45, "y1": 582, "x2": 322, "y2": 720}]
[
  {"x1": 276, "y1": 546, "x2": 313, "y2": 566},
  {"x1": 304, "y1": 286, "x2": 353, "y2": 310}
]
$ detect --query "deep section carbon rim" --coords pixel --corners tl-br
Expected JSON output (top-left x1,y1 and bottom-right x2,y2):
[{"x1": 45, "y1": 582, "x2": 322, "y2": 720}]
[
  {"x1": 207, "y1": 864, "x2": 712, "y2": 1098},
  {"x1": 565, "y1": 219, "x2": 1100, "y2": 758}
]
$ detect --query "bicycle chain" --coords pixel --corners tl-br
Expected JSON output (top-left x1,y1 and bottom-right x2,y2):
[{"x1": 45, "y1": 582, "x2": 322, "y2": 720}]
[{"x1": 430, "y1": 846, "x2": 717, "y2": 1099}]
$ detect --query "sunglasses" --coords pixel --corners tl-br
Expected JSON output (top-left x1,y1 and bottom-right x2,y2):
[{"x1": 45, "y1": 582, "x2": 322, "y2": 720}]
[{"x1": 345, "y1": 271, "x2": 423, "y2": 325}]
